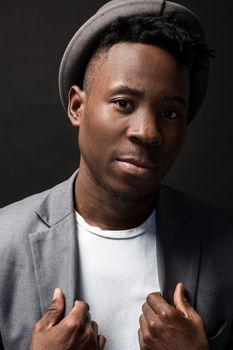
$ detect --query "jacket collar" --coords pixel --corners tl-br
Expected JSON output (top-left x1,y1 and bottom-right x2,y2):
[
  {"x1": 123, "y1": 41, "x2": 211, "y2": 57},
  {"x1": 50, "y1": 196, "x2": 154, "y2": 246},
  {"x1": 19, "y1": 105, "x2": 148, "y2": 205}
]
[{"x1": 35, "y1": 170, "x2": 78, "y2": 227}]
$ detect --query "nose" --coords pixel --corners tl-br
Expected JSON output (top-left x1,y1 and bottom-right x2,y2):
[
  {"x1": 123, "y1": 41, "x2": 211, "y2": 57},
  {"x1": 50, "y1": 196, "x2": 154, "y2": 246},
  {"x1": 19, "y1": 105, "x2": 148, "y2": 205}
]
[{"x1": 127, "y1": 111, "x2": 162, "y2": 146}]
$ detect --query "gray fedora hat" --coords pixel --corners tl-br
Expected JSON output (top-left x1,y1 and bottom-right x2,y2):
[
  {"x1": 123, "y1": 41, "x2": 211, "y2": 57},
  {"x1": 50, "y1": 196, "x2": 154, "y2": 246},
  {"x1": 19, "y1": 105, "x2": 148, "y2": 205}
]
[{"x1": 59, "y1": 0, "x2": 209, "y2": 123}]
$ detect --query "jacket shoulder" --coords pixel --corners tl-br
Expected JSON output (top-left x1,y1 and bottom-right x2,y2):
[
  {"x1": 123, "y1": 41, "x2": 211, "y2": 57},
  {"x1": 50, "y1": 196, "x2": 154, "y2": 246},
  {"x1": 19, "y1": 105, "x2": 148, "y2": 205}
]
[
  {"x1": 0, "y1": 172, "x2": 76, "y2": 245},
  {"x1": 161, "y1": 184, "x2": 233, "y2": 232},
  {"x1": 0, "y1": 189, "x2": 51, "y2": 253},
  {"x1": 0, "y1": 189, "x2": 49, "y2": 226}
]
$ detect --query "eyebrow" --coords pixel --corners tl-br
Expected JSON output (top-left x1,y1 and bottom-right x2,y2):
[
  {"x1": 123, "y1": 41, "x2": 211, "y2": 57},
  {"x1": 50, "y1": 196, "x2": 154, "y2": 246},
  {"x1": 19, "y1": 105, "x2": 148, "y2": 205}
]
[
  {"x1": 163, "y1": 96, "x2": 187, "y2": 108},
  {"x1": 109, "y1": 85, "x2": 144, "y2": 97},
  {"x1": 109, "y1": 84, "x2": 187, "y2": 108}
]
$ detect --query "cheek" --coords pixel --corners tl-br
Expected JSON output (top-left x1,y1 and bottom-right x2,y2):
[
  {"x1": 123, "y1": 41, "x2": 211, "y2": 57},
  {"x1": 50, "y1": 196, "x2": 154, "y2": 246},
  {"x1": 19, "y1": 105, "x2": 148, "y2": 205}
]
[
  {"x1": 79, "y1": 104, "x2": 127, "y2": 151},
  {"x1": 78, "y1": 110, "x2": 103, "y2": 150},
  {"x1": 77, "y1": 111, "x2": 117, "y2": 162}
]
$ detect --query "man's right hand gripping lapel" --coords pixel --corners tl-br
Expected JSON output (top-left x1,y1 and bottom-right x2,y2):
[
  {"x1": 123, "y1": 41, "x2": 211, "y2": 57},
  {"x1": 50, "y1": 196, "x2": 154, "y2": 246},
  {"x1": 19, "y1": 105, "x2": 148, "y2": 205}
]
[{"x1": 29, "y1": 288, "x2": 106, "y2": 350}]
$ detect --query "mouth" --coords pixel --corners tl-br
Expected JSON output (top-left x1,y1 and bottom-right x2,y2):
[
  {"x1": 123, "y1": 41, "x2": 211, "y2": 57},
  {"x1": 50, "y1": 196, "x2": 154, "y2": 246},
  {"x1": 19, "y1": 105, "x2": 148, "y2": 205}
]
[{"x1": 116, "y1": 158, "x2": 158, "y2": 176}]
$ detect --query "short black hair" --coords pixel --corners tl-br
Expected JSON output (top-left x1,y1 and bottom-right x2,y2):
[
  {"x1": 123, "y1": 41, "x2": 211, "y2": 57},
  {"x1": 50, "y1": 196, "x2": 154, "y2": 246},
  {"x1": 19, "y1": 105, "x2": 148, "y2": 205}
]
[{"x1": 83, "y1": 14, "x2": 214, "y2": 93}]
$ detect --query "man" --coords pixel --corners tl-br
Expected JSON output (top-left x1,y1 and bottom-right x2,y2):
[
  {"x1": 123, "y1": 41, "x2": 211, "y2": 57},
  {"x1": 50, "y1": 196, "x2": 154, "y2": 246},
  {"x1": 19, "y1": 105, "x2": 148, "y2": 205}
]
[{"x1": 0, "y1": 0, "x2": 233, "y2": 349}]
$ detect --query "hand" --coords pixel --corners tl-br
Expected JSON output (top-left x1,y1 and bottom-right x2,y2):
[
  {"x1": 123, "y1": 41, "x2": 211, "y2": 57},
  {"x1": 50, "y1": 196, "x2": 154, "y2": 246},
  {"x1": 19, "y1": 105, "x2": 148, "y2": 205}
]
[
  {"x1": 138, "y1": 282, "x2": 208, "y2": 350},
  {"x1": 29, "y1": 288, "x2": 106, "y2": 350}
]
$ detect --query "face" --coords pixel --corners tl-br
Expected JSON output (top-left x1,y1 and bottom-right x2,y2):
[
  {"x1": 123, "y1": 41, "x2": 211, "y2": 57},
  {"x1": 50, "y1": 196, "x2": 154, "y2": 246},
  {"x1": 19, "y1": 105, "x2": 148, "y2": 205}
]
[{"x1": 69, "y1": 42, "x2": 190, "y2": 202}]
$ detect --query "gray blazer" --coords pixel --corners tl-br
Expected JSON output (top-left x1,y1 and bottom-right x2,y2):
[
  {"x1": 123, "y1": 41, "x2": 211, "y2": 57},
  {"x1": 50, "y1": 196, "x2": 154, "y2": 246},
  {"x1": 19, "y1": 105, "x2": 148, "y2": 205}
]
[{"x1": 0, "y1": 171, "x2": 233, "y2": 349}]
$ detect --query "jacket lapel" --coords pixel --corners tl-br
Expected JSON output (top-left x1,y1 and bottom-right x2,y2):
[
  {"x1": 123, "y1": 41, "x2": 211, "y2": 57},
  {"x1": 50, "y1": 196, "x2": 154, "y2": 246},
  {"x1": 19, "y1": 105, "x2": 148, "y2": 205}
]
[
  {"x1": 156, "y1": 185, "x2": 201, "y2": 308},
  {"x1": 29, "y1": 172, "x2": 78, "y2": 315}
]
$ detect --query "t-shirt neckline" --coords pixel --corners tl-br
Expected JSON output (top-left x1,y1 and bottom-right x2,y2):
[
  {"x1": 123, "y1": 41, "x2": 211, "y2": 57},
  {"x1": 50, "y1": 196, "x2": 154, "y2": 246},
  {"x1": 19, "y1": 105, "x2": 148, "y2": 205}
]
[{"x1": 75, "y1": 209, "x2": 156, "y2": 240}]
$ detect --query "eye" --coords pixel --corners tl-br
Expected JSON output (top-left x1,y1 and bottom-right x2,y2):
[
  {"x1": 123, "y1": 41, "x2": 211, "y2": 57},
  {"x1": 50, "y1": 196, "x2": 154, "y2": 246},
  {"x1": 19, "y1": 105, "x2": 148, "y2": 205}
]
[
  {"x1": 113, "y1": 99, "x2": 133, "y2": 112},
  {"x1": 160, "y1": 111, "x2": 179, "y2": 119}
]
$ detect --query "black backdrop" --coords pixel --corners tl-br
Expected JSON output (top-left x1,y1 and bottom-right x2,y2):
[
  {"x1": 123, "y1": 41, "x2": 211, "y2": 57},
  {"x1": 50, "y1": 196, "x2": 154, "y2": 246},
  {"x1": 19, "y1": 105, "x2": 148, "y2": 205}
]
[{"x1": 0, "y1": 0, "x2": 232, "y2": 210}]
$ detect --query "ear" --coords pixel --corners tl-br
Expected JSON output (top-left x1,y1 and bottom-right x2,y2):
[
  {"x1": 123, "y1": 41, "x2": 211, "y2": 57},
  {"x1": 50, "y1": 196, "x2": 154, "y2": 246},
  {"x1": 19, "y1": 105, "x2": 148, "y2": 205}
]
[{"x1": 67, "y1": 85, "x2": 87, "y2": 127}]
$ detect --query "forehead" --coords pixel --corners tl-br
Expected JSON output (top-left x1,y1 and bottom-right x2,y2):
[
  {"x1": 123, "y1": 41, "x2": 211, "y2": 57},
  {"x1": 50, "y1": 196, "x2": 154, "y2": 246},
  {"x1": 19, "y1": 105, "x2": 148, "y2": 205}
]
[{"x1": 91, "y1": 42, "x2": 189, "y2": 99}]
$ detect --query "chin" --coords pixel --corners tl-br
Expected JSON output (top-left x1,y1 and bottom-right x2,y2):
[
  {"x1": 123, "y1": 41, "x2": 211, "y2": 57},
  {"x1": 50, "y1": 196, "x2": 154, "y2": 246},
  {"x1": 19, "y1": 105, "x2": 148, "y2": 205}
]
[{"x1": 105, "y1": 183, "x2": 158, "y2": 202}]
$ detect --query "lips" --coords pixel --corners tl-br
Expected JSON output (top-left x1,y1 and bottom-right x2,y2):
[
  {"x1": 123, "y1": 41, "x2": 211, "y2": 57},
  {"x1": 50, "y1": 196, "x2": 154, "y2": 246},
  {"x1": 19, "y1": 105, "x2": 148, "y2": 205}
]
[
  {"x1": 116, "y1": 158, "x2": 158, "y2": 176},
  {"x1": 117, "y1": 158, "x2": 157, "y2": 169}
]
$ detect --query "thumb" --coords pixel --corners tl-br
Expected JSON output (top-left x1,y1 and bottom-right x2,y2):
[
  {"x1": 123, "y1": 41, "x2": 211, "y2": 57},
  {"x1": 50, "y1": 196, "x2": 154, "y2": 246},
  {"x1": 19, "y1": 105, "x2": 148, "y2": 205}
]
[
  {"x1": 41, "y1": 288, "x2": 65, "y2": 329},
  {"x1": 173, "y1": 282, "x2": 194, "y2": 318},
  {"x1": 98, "y1": 335, "x2": 106, "y2": 350}
]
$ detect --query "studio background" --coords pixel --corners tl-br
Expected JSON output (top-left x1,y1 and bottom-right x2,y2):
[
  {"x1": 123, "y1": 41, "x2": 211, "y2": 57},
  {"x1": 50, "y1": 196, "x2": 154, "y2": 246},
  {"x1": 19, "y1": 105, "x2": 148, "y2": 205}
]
[{"x1": 0, "y1": 0, "x2": 232, "y2": 210}]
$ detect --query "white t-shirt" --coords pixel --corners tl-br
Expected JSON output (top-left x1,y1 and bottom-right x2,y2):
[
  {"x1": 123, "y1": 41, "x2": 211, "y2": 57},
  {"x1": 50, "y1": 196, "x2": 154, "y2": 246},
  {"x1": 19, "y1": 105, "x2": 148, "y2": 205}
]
[{"x1": 75, "y1": 210, "x2": 160, "y2": 350}]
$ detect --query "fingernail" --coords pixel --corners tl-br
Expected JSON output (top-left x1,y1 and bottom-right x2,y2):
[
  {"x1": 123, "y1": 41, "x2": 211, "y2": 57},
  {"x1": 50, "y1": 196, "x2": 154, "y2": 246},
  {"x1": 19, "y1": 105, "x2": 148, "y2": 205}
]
[
  {"x1": 180, "y1": 282, "x2": 189, "y2": 302},
  {"x1": 178, "y1": 282, "x2": 184, "y2": 295},
  {"x1": 74, "y1": 300, "x2": 79, "y2": 306},
  {"x1": 53, "y1": 288, "x2": 60, "y2": 301}
]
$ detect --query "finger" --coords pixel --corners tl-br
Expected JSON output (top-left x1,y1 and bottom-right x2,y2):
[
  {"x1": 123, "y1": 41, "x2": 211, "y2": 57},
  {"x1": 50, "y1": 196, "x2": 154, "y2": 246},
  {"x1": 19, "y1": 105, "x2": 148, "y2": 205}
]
[
  {"x1": 139, "y1": 314, "x2": 148, "y2": 334},
  {"x1": 61, "y1": 300, "x2": 90, "y2": 328},
  {"x1": 40, "y1": 288, "x2": 65, "y2": 329},
  {"x1": 91, "y1": 321, "x2": 98, "y2": 343},
  {"x1": 138, "y1": 329, "x2": 145, "y2": 350},
  {"x1": 138, "y1": 318, "x2": 154, "y2": 350},
  {"x1": 173, "y1": 282, "x2": 196, "y2": 318},
  {"x1": 142, "y1": 302, "x2": 162, "y2": 335},
  {"x1": 146, "y1": 292, "x2": 172, "y2": 316},
  {"x1": 85, "y1": 311, "x2": 92, "y2": 324},
  {"x1": 91, "y1": 320, "x2": 98, "y2": 333},
  {"x1": 138, "y1": 330, "x2": 151, "y2": 350},
  {"x1": 97, "y1": 335, "x2": 106, "y2": 350}
]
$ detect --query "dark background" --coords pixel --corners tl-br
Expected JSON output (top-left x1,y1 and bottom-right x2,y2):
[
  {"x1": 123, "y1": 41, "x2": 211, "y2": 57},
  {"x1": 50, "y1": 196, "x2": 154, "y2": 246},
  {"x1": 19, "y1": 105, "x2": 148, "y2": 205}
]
[{"x1": 0, "y1": 1, "x2": 232, "y2": 210}]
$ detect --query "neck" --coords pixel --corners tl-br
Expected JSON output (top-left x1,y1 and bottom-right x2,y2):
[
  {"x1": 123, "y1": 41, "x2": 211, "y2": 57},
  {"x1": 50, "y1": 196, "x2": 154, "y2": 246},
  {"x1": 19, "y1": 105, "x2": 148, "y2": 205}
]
[{"x1": 74, "y1": 168, "x2": 158, "y2": 230}]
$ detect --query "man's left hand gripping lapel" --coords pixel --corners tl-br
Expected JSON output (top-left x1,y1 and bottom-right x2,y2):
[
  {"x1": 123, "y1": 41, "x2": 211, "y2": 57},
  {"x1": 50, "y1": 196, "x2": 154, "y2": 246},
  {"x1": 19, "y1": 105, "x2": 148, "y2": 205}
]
[{"x1": 138, "y1": 282, "x2": 209, "y2": 350}]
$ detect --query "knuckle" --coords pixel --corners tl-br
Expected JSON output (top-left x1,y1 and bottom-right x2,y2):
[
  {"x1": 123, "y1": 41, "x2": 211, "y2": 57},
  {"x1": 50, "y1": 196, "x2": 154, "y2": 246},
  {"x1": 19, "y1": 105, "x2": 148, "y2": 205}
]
[
  {"x1": 85, "y1": 312, "x2": 91, "y2": 323},
  {"x1": 47, "y1": 300, "x2": 57, "y2": 311},
  {"x1": 91, "y1": 320, "x2": 97, "y2": 328},
  {"x1": 148, "y1": 319, "x2": 157, "y2": 333},
  {"x1": 91, "y1": 320, "x2": 98, "y2": 333},
  {"x1": 54, "y1": 304, "x2": 63, "y2": 315},
  {"x1": 142, "y1": 302, "x2": 147, "y2": 313},
  {"x1": 66, "y1": 318, "x2": 80, "y2": 333},
  {"x1": 85, "y1": 326, "x2": 94, "y2": 338},
  {"x1": 146, "y1": 292, "x2": 156, "y2": 303},
  {"x1": 33, "y1": 321, "x2": 42, "y2": 333},
  {"x1": 139, "y1": 314, "x2": 144, "y2": 324},
  {"x1": 143, "y1": 329, "x2": 152, "y2": 344},
  {"x1": 47, "y1": 301, "x2": 63, "y2": 314},
  {"x1": 160, "y1": 308, "x2": 175, "y2": 320},
  {"x1": 195, "y1": 312, "x2": 204, "y2": 325},
  {"x1": 146, "y1": 292, "x2": 161, "y2": 305},
  {"x1": 78, "y1": 301, "x2": 90, "y2": 313},
  {"x1": 159, "y1": 309, "x2": 167, "y2": 318}
]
